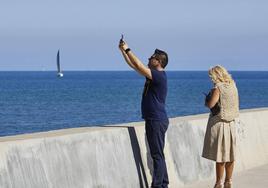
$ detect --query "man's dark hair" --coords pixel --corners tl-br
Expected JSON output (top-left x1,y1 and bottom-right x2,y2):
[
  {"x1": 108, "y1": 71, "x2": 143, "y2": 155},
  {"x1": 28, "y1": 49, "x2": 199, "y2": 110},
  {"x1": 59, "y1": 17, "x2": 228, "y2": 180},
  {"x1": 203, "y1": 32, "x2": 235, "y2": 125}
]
[{"x1": 155, "y1": 49, "x2": 168, "y2": 68}]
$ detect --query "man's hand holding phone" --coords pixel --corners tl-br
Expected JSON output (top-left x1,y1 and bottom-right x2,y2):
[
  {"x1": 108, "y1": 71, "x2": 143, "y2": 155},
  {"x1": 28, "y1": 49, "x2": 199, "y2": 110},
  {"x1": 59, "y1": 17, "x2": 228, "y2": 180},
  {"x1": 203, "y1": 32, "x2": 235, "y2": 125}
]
[{"x1": 119, "y1": 34, "x2": 129, "y2": 52}]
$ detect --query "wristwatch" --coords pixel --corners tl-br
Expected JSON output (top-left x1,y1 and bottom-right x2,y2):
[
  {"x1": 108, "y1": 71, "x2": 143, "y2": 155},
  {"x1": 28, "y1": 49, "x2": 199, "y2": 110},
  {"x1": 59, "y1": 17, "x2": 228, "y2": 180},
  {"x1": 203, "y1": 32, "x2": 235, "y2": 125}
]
[{"x1": 125, "y1": 48, "x2": 131, "y2": 54}]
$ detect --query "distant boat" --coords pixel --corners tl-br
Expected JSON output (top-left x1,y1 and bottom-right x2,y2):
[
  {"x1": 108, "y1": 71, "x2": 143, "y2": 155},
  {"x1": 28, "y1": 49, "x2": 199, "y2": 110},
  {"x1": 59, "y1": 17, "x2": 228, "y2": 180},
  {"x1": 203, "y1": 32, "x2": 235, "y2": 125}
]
[{"x1": 57, "y1": 50, "x2": 64, "y2": 77}]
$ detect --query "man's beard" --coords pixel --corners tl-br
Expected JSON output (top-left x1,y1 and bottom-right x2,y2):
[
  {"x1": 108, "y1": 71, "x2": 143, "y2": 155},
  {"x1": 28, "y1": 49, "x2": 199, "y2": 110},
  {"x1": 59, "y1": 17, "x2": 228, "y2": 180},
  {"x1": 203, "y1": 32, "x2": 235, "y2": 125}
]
[{"x1": 148, "y1": 62, "x2": 155, "y2": 69}]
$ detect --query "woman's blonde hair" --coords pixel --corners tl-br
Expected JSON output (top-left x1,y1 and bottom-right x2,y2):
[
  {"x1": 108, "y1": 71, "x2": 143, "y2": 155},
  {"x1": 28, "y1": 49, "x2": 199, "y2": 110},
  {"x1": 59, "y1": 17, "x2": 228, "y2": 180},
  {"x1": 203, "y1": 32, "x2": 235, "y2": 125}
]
[{"x1": 208, "y1": 65, "x2": 234, "y2": 84}]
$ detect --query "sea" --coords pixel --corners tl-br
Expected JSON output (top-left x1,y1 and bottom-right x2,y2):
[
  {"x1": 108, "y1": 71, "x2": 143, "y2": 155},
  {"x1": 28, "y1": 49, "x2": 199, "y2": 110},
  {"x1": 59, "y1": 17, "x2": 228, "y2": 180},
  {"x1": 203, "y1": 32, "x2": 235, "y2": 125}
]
[{"x1": 0, "y1": 71, "x2": 267, "y2": 136}]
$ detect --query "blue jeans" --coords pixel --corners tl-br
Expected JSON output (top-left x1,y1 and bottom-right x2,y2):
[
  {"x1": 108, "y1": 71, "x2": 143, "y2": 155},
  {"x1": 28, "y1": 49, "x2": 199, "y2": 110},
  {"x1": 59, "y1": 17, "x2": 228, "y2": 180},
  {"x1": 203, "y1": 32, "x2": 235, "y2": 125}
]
[{"x1": 145, "y1": 119, "x2": 169, "y2": 188}]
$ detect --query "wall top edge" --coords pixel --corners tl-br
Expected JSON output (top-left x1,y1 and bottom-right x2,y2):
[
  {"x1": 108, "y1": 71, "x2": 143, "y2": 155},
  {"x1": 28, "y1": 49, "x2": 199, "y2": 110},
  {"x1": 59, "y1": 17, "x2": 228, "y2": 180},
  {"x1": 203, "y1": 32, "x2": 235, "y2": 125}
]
[{"x1": 0, "y1": 107, "x2": 267, "y2": 142}]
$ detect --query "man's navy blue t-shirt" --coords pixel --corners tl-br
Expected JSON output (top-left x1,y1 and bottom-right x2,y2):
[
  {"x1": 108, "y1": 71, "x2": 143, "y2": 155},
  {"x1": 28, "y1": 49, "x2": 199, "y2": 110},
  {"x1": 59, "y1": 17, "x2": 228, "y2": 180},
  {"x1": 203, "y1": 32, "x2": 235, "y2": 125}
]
[{"x1": 141, "y1": 69, "x2": 168, "y2": 121}]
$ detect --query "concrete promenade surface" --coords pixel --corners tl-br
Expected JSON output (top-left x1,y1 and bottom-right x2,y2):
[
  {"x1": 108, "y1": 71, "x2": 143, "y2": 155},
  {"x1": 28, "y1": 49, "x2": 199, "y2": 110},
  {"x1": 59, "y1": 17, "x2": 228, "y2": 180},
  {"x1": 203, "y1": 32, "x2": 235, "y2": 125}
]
[{"x1": 184, "y1": 164, "x2": 268, "y2": 188}]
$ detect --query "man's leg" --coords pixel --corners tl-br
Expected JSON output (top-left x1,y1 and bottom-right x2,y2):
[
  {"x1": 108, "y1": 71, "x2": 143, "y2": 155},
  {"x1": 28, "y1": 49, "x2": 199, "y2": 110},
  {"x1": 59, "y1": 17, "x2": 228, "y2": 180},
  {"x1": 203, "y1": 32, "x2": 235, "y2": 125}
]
[
  {"x1": 146, "y1": 120, "x2": 168, "y2": 188},
  {"x1": 160, "y1": 120, "x2": 169, "y2": 188},
  {"x1": 162, "y1": 161, "x2": 169, "y2": 188}
]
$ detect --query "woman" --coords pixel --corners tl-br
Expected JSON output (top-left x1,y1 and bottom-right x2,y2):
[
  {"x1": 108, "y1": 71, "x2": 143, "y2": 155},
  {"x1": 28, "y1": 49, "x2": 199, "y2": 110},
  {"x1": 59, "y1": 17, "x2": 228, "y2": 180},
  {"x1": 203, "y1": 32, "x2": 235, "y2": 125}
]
[{"x1": 202, "y1": 65, "x2": 239, "y2": 188}]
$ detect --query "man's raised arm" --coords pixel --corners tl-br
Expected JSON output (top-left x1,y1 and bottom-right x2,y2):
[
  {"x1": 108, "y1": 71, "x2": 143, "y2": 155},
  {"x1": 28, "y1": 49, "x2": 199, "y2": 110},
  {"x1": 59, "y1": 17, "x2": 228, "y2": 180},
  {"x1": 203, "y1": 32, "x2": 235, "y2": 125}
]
[{"x1": 119, "y1": 40, "x2": 152, "y2": 80}]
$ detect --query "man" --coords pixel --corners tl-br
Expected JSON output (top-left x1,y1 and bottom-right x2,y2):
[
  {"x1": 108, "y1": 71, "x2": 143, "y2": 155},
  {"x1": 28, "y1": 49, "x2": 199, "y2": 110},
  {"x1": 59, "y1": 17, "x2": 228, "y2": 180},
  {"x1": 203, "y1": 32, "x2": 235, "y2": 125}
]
[{"x1": 119, "y1": 38, "x2": 169, "y2": 188}]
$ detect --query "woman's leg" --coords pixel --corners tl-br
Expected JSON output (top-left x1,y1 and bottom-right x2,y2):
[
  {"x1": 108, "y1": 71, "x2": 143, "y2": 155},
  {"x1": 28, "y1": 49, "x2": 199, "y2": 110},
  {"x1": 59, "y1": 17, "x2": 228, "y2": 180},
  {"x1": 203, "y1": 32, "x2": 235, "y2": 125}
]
[
  {"x1": 225, "y1": 162, "x2": 234, "y2": 182},
  {"x1": 216, "y1": 162, "x2": 225, "y2": 184}
]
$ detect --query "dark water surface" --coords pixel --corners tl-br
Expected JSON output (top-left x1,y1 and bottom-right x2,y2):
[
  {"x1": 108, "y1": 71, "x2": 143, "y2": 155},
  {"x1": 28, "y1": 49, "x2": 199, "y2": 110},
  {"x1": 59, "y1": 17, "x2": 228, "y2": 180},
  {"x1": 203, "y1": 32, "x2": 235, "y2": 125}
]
[{"x1": 0, "y1": 71, "x2": 267, "y2": 136}]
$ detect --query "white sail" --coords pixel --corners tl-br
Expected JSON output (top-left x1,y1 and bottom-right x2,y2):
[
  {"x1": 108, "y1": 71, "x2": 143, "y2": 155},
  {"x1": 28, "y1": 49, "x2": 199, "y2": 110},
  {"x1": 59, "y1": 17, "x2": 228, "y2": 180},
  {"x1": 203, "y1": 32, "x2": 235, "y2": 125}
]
[{"x1": 57, "y1": 50, "x2": 63, "y2": 77}]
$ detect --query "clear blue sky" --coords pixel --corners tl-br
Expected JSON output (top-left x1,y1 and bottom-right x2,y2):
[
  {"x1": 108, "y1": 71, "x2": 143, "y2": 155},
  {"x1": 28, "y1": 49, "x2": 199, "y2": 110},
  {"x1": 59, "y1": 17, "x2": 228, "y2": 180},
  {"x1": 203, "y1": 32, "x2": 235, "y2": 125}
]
[{"x1": 0, "y1": 0, "x2": 267, "y2": 71}]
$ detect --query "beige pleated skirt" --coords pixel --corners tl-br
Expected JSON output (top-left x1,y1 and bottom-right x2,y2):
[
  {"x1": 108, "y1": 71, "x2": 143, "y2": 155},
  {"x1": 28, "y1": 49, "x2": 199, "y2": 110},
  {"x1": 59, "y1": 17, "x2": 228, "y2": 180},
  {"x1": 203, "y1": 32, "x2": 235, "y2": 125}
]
[{"x1": 202, "y1": 115, "x2": 236, "y2": 162}]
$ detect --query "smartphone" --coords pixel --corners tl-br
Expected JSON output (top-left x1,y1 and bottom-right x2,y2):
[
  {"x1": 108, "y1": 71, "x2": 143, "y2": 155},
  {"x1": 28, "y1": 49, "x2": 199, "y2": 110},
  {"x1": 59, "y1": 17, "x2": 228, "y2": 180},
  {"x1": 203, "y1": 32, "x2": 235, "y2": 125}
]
[{"x1": 120, "y1": 34, "x2": 124, "y2": 43}]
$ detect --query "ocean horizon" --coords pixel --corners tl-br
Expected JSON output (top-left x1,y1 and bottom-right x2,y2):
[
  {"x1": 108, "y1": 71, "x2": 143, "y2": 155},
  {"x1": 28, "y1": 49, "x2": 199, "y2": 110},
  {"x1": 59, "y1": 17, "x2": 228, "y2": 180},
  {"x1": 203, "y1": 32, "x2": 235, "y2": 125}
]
[{"x1": 0, "y1": 71, "x2": 267, "y2": 136}]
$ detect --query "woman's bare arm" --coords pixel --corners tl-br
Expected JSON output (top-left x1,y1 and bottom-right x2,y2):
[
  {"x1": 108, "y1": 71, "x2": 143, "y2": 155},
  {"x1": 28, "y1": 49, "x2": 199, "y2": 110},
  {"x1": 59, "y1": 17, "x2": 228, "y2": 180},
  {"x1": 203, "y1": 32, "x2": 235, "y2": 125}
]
[{"x1": 205, "y1": 88, "x2": 220, "y2": 108}]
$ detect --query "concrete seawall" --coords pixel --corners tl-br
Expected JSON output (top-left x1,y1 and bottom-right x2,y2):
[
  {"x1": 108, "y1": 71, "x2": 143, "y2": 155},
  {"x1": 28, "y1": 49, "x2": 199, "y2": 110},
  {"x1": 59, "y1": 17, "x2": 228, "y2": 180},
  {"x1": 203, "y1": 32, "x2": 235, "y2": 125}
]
[{"x1": 0, "y1": 108, "x2": 267, "y2": 188}]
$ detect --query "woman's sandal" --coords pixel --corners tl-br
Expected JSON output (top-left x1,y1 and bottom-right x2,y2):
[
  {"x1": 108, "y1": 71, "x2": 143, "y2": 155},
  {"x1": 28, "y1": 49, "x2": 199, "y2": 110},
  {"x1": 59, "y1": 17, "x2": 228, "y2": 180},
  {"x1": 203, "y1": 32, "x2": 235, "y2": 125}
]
[
  {"x1": 214, "y1": 182, "x2": 224, "y2": 188},
  {"x1": 224, "y1": 180, "x2": 232, "y2": 188}
]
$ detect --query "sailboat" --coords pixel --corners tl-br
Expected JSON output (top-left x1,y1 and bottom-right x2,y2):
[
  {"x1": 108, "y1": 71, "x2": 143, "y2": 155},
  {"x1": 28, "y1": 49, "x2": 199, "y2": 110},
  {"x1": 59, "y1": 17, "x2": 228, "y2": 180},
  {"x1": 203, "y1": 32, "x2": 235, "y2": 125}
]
[{"x1": 57, "y1": 50, "x2": 64, "y2": 77}]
